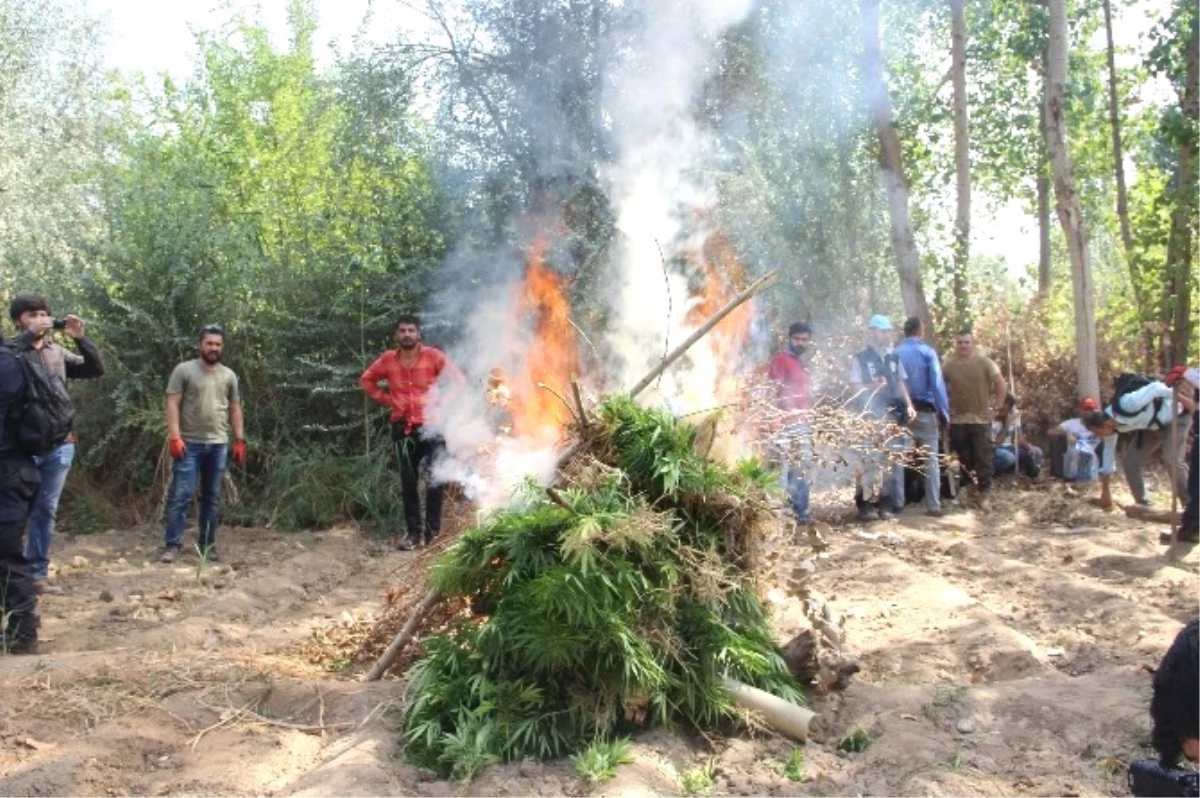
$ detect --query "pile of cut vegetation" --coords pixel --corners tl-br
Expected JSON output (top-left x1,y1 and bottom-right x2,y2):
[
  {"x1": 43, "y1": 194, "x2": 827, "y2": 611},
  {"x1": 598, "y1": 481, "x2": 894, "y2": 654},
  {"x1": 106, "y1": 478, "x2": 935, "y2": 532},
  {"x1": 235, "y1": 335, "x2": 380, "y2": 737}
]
[{"x1": 399, "y1": 395, "x2": 801, "y2": 780}]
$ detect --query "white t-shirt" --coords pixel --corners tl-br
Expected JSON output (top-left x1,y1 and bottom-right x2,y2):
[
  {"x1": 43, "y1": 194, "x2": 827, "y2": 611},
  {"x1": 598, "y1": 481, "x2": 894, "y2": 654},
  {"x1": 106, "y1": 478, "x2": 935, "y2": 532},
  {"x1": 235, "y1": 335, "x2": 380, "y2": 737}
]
[
  {"x1": 1105, "y1": 381, "x2": 1179, "y2": 432},
  {"x1": 992, "y1": 410, "x2": 1021, "y2": 448},
  {"x1": 1057, "y1": 418, "x2": 1098, "y2": 452}
]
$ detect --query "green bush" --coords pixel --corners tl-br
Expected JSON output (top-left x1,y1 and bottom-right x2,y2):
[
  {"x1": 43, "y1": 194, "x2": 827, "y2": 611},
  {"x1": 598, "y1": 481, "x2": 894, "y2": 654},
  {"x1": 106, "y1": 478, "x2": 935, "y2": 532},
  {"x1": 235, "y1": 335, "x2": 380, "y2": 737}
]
[{"x1": 234, "y1": 444, "x2": 406, "y2": 532}]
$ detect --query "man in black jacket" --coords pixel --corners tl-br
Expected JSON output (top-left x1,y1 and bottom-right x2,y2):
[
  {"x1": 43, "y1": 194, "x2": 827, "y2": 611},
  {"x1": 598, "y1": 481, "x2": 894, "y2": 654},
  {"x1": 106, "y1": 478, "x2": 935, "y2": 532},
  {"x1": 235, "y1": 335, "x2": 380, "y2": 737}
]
[
  {"x1": 1150, "y1": 618, "x2": 1199, "y2": 766},
  {"x1": 0, "y1": 314, "x2": 54, "y2": 654},
  {"x1": 10, "y1": 293, "x2": 105, "y2": 591}
]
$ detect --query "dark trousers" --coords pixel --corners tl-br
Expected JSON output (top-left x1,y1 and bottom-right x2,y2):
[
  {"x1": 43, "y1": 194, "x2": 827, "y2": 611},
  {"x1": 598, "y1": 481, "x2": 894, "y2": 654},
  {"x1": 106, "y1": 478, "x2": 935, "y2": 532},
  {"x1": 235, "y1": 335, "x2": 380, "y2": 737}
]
[
  {"x1": 0, "y1": 454, "x2": 41, "y2": 645},
  {"x1": 949, "y1": 423, "x2": 994, "y2": 493},
  {"x1": 1118, "y1": 418, "x2": 1191, "y2": 505},
  {"x1": 392, "y1": 425, "x2": 446, "y2": 540},
  {"x1": 1185, "y1": 418, "x2": 1198, "y2": 527}
]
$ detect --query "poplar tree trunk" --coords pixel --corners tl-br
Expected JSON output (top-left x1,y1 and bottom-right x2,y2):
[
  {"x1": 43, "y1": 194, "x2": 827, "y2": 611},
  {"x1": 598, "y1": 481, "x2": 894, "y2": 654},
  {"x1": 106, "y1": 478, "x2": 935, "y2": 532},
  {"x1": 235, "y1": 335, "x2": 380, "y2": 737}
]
[
  {"x1": 1164, "y1": 26, "x2": 1198, "y2": 367},
  {"x1": 1103, "y1": 0, "x2": 1150, "y2": 367},
  {"x1": 860, "y1": 0, "x2": 934, "y2": 340},
  {"x1": 1102, "y1": 0, "x2": 1135, "y2": 262},
  {"x1": 1036, "y1": 160, "x2": 1051, "y2": 298},
  {"x1": 1036, "y1": 11, "x2": 1052, "y2": 301},
  {"x1": 1046, "y1": 0, "x2": 1100, "y2": 401},
  {"x1": 950, "y1": 0, "x2": 971, "y2": 328}
]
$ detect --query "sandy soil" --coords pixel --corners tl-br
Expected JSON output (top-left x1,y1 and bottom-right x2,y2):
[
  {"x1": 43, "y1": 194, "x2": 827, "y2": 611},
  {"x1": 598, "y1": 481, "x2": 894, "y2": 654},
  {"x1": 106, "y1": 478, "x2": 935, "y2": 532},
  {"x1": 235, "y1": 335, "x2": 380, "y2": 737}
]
[{"x1": 0, "y1": 476, "x2": 1195, "y2": 797}]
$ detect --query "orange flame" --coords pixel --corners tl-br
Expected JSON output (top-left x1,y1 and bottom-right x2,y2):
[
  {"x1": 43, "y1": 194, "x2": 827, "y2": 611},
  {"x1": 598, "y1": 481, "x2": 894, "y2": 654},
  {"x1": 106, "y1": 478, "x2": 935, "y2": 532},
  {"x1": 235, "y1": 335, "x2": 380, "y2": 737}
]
[
  {"x1": 686, "y1": 225, "x2": 754, "y2": 398},
  {"x1": 509, "y1": 236, "x2": 580, "y2": 445}
]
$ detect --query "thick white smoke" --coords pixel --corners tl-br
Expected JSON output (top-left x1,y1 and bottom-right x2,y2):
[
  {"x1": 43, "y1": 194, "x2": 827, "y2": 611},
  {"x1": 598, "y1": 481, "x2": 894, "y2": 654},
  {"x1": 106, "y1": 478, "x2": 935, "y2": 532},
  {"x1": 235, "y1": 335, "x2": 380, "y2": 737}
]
[
  {"x1": 427, "y1": 0, "x2": 762, "y2": 509},
  {"x1": 601, "y1": 0, "x2": 757, "y2": 410}
]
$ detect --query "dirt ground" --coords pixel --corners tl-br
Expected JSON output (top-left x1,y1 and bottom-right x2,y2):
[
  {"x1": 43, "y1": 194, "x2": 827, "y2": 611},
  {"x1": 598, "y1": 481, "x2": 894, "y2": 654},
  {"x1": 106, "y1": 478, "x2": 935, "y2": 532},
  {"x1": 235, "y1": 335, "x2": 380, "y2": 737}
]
[{"x1": 0, "y1": 475, "x2": 1196, "y2": 797}]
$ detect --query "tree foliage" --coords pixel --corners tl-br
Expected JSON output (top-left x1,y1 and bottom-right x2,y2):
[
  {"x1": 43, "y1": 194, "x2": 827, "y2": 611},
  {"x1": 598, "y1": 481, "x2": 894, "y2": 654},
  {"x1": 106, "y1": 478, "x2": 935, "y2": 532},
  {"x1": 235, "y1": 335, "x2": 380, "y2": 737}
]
[{"x1": 0, "y1": 0, "x2": 1194, "y2": 528}]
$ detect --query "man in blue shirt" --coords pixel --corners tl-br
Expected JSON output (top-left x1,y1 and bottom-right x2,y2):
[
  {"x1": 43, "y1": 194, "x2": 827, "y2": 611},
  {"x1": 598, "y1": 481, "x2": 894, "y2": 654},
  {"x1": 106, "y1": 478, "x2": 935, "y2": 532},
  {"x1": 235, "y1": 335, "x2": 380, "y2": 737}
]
[{"x1": 894, "y1": 316, "x2": 950, "y2": 516}]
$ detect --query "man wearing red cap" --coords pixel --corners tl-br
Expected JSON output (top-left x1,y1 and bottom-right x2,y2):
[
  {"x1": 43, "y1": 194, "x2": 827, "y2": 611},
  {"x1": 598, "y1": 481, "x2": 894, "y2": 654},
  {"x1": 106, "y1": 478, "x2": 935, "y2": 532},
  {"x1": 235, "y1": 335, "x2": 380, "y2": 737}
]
[{"x1": 1054, "y1": 397, "x2": 1103, "y2": 481}]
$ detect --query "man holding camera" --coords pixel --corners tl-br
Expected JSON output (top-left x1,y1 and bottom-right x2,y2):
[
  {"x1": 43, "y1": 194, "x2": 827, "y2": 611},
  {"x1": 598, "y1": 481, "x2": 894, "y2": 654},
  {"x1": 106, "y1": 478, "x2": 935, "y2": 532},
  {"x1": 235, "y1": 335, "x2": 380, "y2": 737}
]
[
  {"x1": 1129, "y1": 618, "x2": 1199, "y2": 796},
  {"x1": 9, "y1": 293, "x2": 105, "y2": 594},
  {"x1": 160, "y1": 325, "x2": 245, "y2": 564}
]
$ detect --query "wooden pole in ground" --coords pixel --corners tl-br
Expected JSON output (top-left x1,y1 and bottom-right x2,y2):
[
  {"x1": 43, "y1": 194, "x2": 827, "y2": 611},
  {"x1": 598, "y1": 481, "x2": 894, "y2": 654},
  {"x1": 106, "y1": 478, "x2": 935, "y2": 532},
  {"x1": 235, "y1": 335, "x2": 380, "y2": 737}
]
[
  {"x1": 1169, "y1": 383, "x2": 1180, "y2": 543},
  {"x1": 364, "y1": 269, "x2": 779, "y2": 682}
]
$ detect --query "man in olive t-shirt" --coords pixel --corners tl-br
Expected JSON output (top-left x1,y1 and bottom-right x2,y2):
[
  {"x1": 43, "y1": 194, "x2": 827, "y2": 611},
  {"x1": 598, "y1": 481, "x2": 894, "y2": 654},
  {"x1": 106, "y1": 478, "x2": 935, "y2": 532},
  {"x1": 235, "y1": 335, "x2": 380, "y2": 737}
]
[
  {"x1": 160, "y1": 325, "x2": 245, "y2": 563},
  {"x1": 942, "y1": 331, "x2": 1007, "y2": 502}
]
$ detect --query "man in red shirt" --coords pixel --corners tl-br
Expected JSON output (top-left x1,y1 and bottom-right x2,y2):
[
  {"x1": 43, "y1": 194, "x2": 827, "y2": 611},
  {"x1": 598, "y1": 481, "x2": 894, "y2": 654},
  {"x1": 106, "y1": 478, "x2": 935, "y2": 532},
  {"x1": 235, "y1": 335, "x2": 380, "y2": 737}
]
[
  {"x1": 360, "y1": 315, "x2": 464, "y2": 550},
  {"x1": 767, "y1": 322, "x2": 813, "y2": 524}
]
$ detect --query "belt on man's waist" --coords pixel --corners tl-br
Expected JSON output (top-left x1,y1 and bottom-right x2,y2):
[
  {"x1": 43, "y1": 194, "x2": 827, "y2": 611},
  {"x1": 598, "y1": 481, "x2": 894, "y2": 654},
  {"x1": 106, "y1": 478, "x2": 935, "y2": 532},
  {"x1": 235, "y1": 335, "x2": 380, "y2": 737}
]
[{"x1": 912, "y1": 400, "x2": 937, "y2": 413}]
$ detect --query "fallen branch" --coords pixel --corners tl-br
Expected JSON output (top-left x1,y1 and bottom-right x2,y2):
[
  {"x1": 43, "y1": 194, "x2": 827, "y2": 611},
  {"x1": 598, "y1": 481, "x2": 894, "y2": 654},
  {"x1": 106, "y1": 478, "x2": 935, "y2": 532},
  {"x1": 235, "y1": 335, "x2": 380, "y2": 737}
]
[
  {"x1": 1122, "y1": 504, "x2": 1180, "y2": 524},
  {"x1": 190, "y1": 697, "x2": 258, "y2": 750},
  {"x1": 365, "y1": 588, "x2": 444, "y2": 681},
  {"x1": 627, "y1": 270, "x2": 777, "y2": 399},
  {"x1": 240, "y1": 710, "x2": 352, "y2": 735},
  {"x1": 546, "y1": 487, "x2": 574, "y2": 513},
  {"x1": 537, "y1": 381, "x2": 580, "y2": 427},
  {"x1": 571, "y1": 378, "x2": 589, "y2": 433}
]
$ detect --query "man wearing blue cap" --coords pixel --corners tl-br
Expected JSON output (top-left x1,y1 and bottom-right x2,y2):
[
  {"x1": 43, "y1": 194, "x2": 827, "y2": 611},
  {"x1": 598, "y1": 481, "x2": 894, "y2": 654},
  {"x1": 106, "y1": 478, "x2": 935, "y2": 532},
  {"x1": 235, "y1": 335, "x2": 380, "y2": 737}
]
[{"x1": 850, "y1": 315, "x2": 916, "y2": 519}]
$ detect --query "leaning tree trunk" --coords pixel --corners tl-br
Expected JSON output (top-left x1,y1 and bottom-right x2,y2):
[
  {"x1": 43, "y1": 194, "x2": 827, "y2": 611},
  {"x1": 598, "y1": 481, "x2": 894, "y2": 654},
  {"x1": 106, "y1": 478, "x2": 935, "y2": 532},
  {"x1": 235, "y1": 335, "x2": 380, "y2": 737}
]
[
  {"x1": 950, "y1": 0, "x2": 971, "y2": 328},
  {"x1": 860, "y1": 0, "x2": 935, "y2": 340},
  {"x1": 1164, "y1": 24, "x2": 1198, "y2": 367},
  {"x1": 1046, "y1": 0, "x2": 1100, "y2": 401}
]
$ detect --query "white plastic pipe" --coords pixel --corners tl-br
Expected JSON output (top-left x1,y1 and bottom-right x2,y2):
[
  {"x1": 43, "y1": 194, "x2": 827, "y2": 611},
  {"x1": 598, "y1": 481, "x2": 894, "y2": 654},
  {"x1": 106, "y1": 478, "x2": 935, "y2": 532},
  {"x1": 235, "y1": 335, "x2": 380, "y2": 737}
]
[{"x1": 723, "y1": 677, "x2": 818, "y2": 742}]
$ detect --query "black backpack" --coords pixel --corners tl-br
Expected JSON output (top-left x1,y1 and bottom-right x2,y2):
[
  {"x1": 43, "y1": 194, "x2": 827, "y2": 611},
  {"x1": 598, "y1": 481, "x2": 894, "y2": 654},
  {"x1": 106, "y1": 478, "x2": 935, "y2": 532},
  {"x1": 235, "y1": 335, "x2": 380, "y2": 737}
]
[
  {"x1": 855, "y1": 349, "x2": 908, "y2": 424},
  {"x1": 2, "y1": 343, "x2": 75, "y2": 457},
  {"x1": 1110, "y1": 372, "x2": 1165, "y2": 430}
]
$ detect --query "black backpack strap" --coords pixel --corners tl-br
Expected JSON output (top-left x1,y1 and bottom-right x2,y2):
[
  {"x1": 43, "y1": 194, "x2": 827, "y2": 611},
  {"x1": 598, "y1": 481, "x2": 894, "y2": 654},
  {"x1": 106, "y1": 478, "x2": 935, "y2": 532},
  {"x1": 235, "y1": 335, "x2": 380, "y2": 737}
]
[{"x1": 854, "y1": 349, "x2": 874, "y2": 381}]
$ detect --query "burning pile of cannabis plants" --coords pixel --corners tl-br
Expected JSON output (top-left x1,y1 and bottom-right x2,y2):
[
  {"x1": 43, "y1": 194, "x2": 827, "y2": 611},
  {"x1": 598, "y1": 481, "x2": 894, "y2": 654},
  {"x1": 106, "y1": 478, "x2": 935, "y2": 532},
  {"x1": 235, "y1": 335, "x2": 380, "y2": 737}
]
[{"x1": 401, "y1": 395, "x2": 800, "y2": 780}]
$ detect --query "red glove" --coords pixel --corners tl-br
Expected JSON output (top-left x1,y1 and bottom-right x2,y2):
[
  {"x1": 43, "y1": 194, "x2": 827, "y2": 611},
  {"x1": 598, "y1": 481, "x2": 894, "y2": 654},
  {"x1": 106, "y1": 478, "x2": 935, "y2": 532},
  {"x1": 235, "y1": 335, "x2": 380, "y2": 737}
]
[
  {"x1": 231, "y1": 438, "x2": 247, "y2": 467},
  {"x1": 168, "y1": 437, "x2": 186, "y2": 460},
  {"x1": 1164, "y1": 365, "x2": 1187, "y2": 387}
]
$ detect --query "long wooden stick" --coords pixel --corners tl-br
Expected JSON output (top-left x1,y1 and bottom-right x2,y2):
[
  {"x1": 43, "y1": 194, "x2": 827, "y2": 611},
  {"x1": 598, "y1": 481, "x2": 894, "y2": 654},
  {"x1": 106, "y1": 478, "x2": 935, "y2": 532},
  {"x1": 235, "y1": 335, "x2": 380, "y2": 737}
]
[
  {"x1": 365, "y1": 588, "x2": 443, "y2": 681},
  {"x1": 365, "y1": 269, "x2": 778, "y2": 681},
  {"x1": 550, "y1": 269, "x2": 777, "y2": 477},
  {"x1": 1169, "y1": 383, "x2": 1180, "y2": 543},
  {"x1": 627, "y1": 270, "x2": 777, "y2": 399}
]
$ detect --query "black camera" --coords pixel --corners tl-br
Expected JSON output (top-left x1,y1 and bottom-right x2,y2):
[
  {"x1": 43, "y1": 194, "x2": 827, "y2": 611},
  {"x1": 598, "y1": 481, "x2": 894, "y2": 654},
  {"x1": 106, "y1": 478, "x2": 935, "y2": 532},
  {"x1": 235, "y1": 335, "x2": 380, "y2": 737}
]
[
  {"x1": 51, "y1": 318, "x2": 67, "y2": 330},
  {"x1": 1128, "y1": 759, "x2": 1200, "y2": 797}
]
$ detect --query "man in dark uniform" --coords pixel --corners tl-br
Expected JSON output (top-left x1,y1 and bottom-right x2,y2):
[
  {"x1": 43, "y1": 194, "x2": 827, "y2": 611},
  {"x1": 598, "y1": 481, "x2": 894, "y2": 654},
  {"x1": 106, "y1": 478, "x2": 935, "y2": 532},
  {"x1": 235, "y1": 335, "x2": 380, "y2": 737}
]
[
  {"x1": 849, "y1": 315, "x2": 915, "y2": 519},
  {"x1": 0, "y1": 314, "x2": 54, "y2": 653}
]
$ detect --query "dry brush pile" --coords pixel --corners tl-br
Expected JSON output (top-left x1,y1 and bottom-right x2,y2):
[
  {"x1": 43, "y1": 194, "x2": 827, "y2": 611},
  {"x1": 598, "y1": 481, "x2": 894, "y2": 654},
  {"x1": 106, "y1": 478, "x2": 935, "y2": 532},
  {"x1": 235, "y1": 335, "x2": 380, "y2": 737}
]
[{"x1": 397, "y1": 395, "x2": 802, "y2": 780}]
